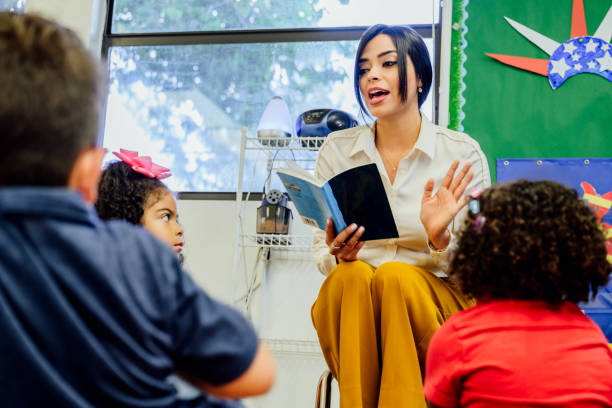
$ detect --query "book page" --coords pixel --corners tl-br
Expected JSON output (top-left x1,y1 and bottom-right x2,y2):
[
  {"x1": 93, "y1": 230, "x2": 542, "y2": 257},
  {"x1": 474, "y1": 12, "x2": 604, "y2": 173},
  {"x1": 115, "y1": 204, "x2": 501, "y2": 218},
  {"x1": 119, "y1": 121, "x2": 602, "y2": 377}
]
[{"x1": 276, "y1": 161, "x2": 319, "y2": 185}]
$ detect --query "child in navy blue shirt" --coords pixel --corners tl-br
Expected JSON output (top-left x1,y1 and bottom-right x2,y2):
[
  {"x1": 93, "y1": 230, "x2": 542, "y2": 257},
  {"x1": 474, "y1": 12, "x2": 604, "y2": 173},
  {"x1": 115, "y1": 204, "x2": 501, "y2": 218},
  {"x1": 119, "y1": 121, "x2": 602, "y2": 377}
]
[
  {"x1": 96, "y1": 152, "x2": 243, "y2": 407},
  {"x1": 0, "y1": 12, "x2": 275, "y2": 408}
]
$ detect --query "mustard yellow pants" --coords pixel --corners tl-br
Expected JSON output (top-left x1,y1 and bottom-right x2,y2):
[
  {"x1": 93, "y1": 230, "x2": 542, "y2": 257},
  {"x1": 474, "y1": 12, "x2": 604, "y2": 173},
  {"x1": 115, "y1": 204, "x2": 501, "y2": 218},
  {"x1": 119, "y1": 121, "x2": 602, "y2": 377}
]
[{"x1": 311, "y1": 261, "x2": 473, "y2": 408}]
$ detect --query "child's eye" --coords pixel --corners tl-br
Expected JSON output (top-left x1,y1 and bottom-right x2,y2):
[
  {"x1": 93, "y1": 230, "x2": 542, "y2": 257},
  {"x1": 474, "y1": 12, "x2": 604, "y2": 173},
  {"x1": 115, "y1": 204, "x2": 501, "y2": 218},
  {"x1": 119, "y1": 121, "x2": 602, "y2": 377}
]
[
  {"x1": 161, "y1": 214, "x2": 170, "y2": 221},
  {"x1": 383, "y1": 61, "x2": 397, "y2": 67}
]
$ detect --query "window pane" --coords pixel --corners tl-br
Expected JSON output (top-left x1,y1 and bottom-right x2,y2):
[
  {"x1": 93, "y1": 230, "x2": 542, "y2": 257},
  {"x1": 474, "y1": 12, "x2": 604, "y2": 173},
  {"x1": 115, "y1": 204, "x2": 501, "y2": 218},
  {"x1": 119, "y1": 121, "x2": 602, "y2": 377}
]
[
  {"x1": 102, "y1": 40, "x2": 433, "y2": 192},
  {"x1": 111, "y1": 0, "x2": 439, "y2": 33},
  {"x1": 0, "y1": 0, "x2": 25, "y2": 13}
]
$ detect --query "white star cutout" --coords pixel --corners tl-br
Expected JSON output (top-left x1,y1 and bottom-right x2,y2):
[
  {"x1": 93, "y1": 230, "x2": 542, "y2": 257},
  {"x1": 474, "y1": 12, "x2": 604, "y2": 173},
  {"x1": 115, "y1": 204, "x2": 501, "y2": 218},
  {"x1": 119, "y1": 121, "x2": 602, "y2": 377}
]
[
  {"x1": 587, "y1": 60, "x2": 597, "y2": 69},
  {"x1": 573, "y1": 63, "x2": 583, "y2": 71},
  {"x1": 596, "y1": 52, "x2": 612, "y2": 72},
  {"x1": 602, "y1": 43, "x2": 610, "y2": 52},
  {"x1": 550, "y1": 57, "x2": 572, "y2": 77},
  {"x1": 563, "y1": 41, "x2": 577, "y2": 54},
  {"x1": 571, "y1": 53, "x2": 581, "y2": 61},
  {"x1": 584, "y1": 39, "x2": 599, "y2": 53}
]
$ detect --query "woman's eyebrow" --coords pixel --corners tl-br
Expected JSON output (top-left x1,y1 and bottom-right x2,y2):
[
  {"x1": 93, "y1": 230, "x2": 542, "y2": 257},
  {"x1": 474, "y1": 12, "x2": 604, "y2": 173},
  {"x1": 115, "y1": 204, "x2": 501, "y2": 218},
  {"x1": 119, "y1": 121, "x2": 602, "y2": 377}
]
[
  {"x1": 358, "y1": 50, "x2": 398, "y2": 64},
  {"x1": 377, "y1": 50, "x2": 397, "y2": 58}
]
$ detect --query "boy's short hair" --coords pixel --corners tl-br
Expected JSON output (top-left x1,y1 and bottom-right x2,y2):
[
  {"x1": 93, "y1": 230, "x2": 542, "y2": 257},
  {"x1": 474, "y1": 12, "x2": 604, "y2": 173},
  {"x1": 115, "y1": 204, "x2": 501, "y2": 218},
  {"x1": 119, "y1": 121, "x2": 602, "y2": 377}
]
[
  {"x1": 450, "y1": 180, "x2": 610, "y2": 305},
  {"x1": 0, "y1": 12, "x2": 105, "y2": 186}
]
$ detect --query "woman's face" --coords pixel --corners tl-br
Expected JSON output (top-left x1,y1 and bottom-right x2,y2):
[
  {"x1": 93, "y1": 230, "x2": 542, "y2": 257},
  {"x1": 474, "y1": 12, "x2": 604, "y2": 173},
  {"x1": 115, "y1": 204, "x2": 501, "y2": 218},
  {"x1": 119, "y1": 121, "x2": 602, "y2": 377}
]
[
  {"x1": 140, "y1": 189, "x2": 184, "y2": 255},
  {"x1": 358, "y1": 34, "x2": 422, "y2": 119}
]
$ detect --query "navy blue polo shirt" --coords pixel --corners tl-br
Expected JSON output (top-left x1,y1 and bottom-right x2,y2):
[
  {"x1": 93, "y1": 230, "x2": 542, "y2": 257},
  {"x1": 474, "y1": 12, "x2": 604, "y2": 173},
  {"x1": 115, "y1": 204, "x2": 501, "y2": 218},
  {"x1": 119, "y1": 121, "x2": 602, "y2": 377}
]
[{"x1": 0, "y1": 188, "x2": 258, "y2": 407}]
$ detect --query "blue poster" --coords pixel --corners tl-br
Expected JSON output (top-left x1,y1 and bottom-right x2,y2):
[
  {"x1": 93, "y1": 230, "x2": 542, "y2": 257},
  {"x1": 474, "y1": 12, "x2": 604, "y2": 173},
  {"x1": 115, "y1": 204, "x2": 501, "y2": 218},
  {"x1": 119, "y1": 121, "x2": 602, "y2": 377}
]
[{"x1": 497, "y1": 158, "x2": 612, "y2": 340}]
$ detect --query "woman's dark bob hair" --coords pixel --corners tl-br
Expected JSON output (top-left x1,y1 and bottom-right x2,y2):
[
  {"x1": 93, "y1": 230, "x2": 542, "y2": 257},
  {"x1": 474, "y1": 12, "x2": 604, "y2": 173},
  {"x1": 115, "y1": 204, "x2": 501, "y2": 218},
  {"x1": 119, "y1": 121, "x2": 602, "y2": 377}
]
[
  {"x1": 354, "y1": 24, "x2": 432, "y2": 115},
  {"x1": 450, "y1": 180, "x2": 611, "y2": 305}
]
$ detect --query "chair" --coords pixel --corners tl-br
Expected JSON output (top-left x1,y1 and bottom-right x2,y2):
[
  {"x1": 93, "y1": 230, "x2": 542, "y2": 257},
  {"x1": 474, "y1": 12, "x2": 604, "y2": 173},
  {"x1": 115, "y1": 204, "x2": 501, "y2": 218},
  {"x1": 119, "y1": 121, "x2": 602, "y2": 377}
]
[{"x1": 315, "y1": 369, "x2": 334, "y2": 408}]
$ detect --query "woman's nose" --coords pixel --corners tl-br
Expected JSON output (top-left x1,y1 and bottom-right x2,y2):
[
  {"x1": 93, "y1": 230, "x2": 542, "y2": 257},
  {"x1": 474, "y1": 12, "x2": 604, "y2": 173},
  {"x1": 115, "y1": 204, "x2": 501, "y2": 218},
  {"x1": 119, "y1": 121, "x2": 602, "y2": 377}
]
[
  {"x1": 367, "y1": 68, "x2": 380, "y2": 81},
  {"x1": 367, "y1": 66, "x2": 380, "y2": 81}
]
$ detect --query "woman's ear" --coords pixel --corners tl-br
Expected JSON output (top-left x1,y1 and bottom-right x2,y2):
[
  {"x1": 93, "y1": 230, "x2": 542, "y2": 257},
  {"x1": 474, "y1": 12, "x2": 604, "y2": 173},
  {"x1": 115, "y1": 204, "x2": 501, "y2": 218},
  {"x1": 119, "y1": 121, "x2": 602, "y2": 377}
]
[{"x1": 67, "y1": 147, "x2": 107, "y2": 203}]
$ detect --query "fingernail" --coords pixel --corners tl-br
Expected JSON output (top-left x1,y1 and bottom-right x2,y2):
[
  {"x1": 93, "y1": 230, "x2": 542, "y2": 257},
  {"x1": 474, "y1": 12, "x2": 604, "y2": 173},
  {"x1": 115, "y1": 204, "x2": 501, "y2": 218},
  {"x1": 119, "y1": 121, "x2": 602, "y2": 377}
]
[
  {"x1": 350, "y1": 224, "x2": 357, "y2": 231},
  {"x1": 326, "y1": 219, "x2": 331, "y2": 225},
  {"x1": 358, "y1": 226, "x2": 365, "y2": 233}
]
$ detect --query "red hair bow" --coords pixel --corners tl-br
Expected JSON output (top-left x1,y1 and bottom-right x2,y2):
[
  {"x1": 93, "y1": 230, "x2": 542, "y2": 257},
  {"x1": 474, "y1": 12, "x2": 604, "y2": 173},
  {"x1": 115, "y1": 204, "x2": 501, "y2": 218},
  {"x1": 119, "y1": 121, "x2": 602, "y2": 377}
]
[{"x1": 113, "y1": 149, "x2": 172, "y2": 179}]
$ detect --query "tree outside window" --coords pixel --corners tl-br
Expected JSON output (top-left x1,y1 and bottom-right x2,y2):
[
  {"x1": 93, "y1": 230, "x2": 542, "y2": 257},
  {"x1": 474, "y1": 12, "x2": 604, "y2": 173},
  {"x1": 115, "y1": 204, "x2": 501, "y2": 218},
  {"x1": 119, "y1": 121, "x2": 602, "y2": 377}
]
[{"x1": 103, "y1": 0, "x2": 438, "y2": 192}]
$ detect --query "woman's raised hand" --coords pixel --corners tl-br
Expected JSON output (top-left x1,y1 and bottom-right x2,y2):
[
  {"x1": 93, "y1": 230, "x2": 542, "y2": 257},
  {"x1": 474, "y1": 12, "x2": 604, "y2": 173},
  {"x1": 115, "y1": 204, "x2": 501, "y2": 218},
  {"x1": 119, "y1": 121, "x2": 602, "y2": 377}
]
[
  {"x1": 420, "y1": 160, "x2": 473, "y2": 249},
  {"x1": 326, "y1": 219, "x2": 366, "y2": 262}
]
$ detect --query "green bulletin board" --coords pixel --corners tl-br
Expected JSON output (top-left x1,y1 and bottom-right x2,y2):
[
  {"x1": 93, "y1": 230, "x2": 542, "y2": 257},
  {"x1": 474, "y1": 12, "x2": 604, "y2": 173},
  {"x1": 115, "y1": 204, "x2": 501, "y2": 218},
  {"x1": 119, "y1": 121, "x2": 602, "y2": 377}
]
[{"x1": 448, "y1": 0, "x2": 612, "y2": 180}]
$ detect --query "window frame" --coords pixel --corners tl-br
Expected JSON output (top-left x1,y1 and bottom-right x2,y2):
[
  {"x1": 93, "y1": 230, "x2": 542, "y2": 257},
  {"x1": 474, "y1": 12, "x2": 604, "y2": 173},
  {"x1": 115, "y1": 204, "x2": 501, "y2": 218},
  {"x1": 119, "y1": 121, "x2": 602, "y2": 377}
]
[{"x1": 101, "y1": 0, "x2": 442, "y2": 199}]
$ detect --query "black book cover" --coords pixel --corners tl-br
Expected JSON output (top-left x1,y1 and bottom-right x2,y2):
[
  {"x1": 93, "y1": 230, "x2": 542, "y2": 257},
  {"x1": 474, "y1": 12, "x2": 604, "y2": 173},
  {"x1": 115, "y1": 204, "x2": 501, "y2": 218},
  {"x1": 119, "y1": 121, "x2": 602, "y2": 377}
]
[{"x1": 327, "y1": 163, "x2": 399, "y2": 241}]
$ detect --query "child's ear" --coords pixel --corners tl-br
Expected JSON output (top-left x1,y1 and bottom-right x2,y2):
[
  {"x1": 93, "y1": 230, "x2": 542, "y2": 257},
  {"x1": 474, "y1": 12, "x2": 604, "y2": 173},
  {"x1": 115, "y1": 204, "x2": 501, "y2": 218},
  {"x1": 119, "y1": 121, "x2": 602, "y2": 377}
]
[{"x1": 67, "y1": 147, "x2": 107, "y2": 203}]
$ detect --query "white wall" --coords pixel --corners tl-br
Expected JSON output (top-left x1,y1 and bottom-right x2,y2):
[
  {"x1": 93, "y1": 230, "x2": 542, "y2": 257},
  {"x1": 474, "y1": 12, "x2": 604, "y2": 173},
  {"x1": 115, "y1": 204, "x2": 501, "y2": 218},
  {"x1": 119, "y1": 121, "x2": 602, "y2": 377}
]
[
  {"x1": 24, "y1": 2, "x2": 332, "y2": 405},
  {"x1": 26, "y1": 0, "x2": 104, "y2": 51},
  {"x1": 178, "y1": 199, "x2": 329, "y2": 407}
]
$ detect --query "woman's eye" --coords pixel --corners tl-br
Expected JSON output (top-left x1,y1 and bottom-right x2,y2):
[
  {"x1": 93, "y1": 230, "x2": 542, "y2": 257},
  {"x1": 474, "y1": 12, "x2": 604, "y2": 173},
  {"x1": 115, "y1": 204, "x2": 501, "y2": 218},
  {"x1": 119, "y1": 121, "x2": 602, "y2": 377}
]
[
  {"x1": 383, "y1": 61, "x2": 397, "y2": 67},
  {"x1": 161, "y1": 214, "x2": 170, "y2": 221},
  {"x1": 358, "y1": 68, "x2": 369, "y2": 76}
]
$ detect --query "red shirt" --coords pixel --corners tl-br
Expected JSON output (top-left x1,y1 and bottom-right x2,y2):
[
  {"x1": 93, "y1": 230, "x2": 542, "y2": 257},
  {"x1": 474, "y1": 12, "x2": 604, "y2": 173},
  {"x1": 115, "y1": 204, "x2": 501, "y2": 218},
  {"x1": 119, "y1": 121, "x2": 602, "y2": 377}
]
[{"x1": 424, "y1": 300, "x2": 612, "y2": 408}]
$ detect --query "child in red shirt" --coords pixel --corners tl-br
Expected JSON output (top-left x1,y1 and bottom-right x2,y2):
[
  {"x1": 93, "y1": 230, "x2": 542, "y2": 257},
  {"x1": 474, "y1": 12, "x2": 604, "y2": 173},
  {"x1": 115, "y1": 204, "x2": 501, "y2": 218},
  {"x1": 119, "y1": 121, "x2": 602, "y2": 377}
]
[{"x1": 424, "y1": 180, "x2": 612, "y2": 408}]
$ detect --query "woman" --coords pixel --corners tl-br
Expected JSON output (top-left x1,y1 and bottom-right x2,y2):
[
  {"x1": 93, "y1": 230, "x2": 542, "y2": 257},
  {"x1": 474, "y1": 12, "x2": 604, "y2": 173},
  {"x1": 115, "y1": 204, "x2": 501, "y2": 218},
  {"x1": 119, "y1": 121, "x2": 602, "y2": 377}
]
[{"x1": 311, "y1": 24, "x2": 490, "y2": 408}]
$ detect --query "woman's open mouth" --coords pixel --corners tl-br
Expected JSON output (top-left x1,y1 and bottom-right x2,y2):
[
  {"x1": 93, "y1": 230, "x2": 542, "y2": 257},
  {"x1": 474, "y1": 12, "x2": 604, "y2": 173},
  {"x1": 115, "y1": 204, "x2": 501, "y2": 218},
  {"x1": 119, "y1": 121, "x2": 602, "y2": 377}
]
[{"x1": 368, "y1": 88, "x2": 390, "y2": 105}]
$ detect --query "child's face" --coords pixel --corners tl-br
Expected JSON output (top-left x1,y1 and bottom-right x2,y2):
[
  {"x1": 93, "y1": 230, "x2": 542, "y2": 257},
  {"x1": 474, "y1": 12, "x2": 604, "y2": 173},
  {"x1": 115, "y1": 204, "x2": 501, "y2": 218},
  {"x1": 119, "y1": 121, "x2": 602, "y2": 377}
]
[{"x1": 140, "y1": 189, "x2": 184, "y2": 255}]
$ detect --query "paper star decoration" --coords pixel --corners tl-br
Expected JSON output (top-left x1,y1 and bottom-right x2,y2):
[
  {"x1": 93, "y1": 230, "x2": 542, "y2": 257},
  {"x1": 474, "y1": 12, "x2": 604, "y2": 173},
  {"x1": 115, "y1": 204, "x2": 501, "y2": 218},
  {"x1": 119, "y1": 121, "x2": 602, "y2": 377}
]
[{"x1": 486, "y1": 0, "x2": 612, "y2": 89}]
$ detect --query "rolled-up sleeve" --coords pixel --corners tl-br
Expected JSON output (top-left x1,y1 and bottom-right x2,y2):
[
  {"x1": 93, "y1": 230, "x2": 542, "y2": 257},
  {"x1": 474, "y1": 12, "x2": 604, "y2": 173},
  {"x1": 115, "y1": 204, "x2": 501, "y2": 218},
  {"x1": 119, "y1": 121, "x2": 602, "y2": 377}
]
[
  {"x1": 169, "y1": 266, "x2": 259, "y2": 385},
  {"x1": 429, "y1": 138, "x2": 491, "y2": 272},
  {"x1": 463, "y1": 138, "x2": 491, "y2": 194},
  {"x1": 313, "y1": 227, "x2": 336, "y2": 276}
]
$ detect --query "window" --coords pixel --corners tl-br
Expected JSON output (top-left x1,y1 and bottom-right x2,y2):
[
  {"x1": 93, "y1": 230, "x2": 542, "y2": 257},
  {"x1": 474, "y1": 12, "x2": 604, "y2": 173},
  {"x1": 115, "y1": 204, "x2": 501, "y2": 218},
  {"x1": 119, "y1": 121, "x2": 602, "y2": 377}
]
[
  {"x1": 0, "y1": 0, "x2": 25, "y2": 13},
  {"x1": 102, "y1": 0, "x2": 440, "y2": 194}
]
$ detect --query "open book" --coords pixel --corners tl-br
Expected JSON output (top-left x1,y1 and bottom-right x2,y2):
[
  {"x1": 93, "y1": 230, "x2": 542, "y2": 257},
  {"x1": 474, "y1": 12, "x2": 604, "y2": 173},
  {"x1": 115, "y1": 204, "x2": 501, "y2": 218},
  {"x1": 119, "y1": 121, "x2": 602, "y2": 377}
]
[{"x1": 276, "y1": 161, "x2": 399, "y2": 241}]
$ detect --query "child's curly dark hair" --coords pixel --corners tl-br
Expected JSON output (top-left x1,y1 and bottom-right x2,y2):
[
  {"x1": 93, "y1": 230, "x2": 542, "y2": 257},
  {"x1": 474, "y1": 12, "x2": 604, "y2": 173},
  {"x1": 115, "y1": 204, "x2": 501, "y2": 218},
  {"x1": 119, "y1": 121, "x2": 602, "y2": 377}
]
[
  {"x1": 95, "y1": 161, "x2": 168, "y2": 224},
  {"x1": 450, "y1": 180, "x2": 610, "y2": 305}
]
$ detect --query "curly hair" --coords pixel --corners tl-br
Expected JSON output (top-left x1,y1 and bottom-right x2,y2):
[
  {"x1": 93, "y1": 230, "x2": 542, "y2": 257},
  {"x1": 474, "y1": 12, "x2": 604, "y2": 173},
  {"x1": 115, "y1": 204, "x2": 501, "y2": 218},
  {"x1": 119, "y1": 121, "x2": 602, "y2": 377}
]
[
  {"x1": 449, "y1": 180, "x2": 610, "y2": 305},
  {"x1": 95, "y1": 161, "x2": 168, "y2": 224}
]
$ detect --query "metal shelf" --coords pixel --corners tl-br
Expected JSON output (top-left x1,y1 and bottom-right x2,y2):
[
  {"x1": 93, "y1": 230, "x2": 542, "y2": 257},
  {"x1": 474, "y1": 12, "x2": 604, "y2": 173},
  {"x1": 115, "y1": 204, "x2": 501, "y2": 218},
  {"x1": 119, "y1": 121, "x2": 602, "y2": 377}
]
[
  {"x1": 262, "y1": 338, "x2": 322, "y2": 357},
  {"x1": 233, "y1": 128, "x2": 323, "y2": 355},
  {"x1": 239, "y1": 233, "x2": 313, "y2": 250},
  {"x1": 244, "y1": 136, "x2": 327, "y2": 151}
]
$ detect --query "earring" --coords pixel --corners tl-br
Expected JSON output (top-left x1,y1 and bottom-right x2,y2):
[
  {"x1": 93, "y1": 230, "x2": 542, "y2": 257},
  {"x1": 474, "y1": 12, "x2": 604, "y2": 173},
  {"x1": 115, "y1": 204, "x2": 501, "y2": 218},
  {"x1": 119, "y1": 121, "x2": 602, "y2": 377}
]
[{"x1": 418, "y1": 87, "x2": 423, "y2": 93}]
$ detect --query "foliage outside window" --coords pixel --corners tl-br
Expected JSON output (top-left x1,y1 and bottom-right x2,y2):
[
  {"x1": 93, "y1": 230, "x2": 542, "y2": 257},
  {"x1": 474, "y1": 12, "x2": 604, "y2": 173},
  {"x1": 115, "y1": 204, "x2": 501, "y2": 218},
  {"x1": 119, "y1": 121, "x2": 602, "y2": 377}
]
[{"x1": 103, "y1": 0, "x2": 439, "y2": 193}]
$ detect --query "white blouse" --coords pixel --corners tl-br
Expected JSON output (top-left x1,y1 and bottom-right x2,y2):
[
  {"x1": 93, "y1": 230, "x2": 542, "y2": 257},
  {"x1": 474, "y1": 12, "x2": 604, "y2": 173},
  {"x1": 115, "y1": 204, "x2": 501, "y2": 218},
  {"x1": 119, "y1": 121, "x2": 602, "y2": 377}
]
[{"x1": 312, "y1": 114, "x2": 491, "y2": 277}]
